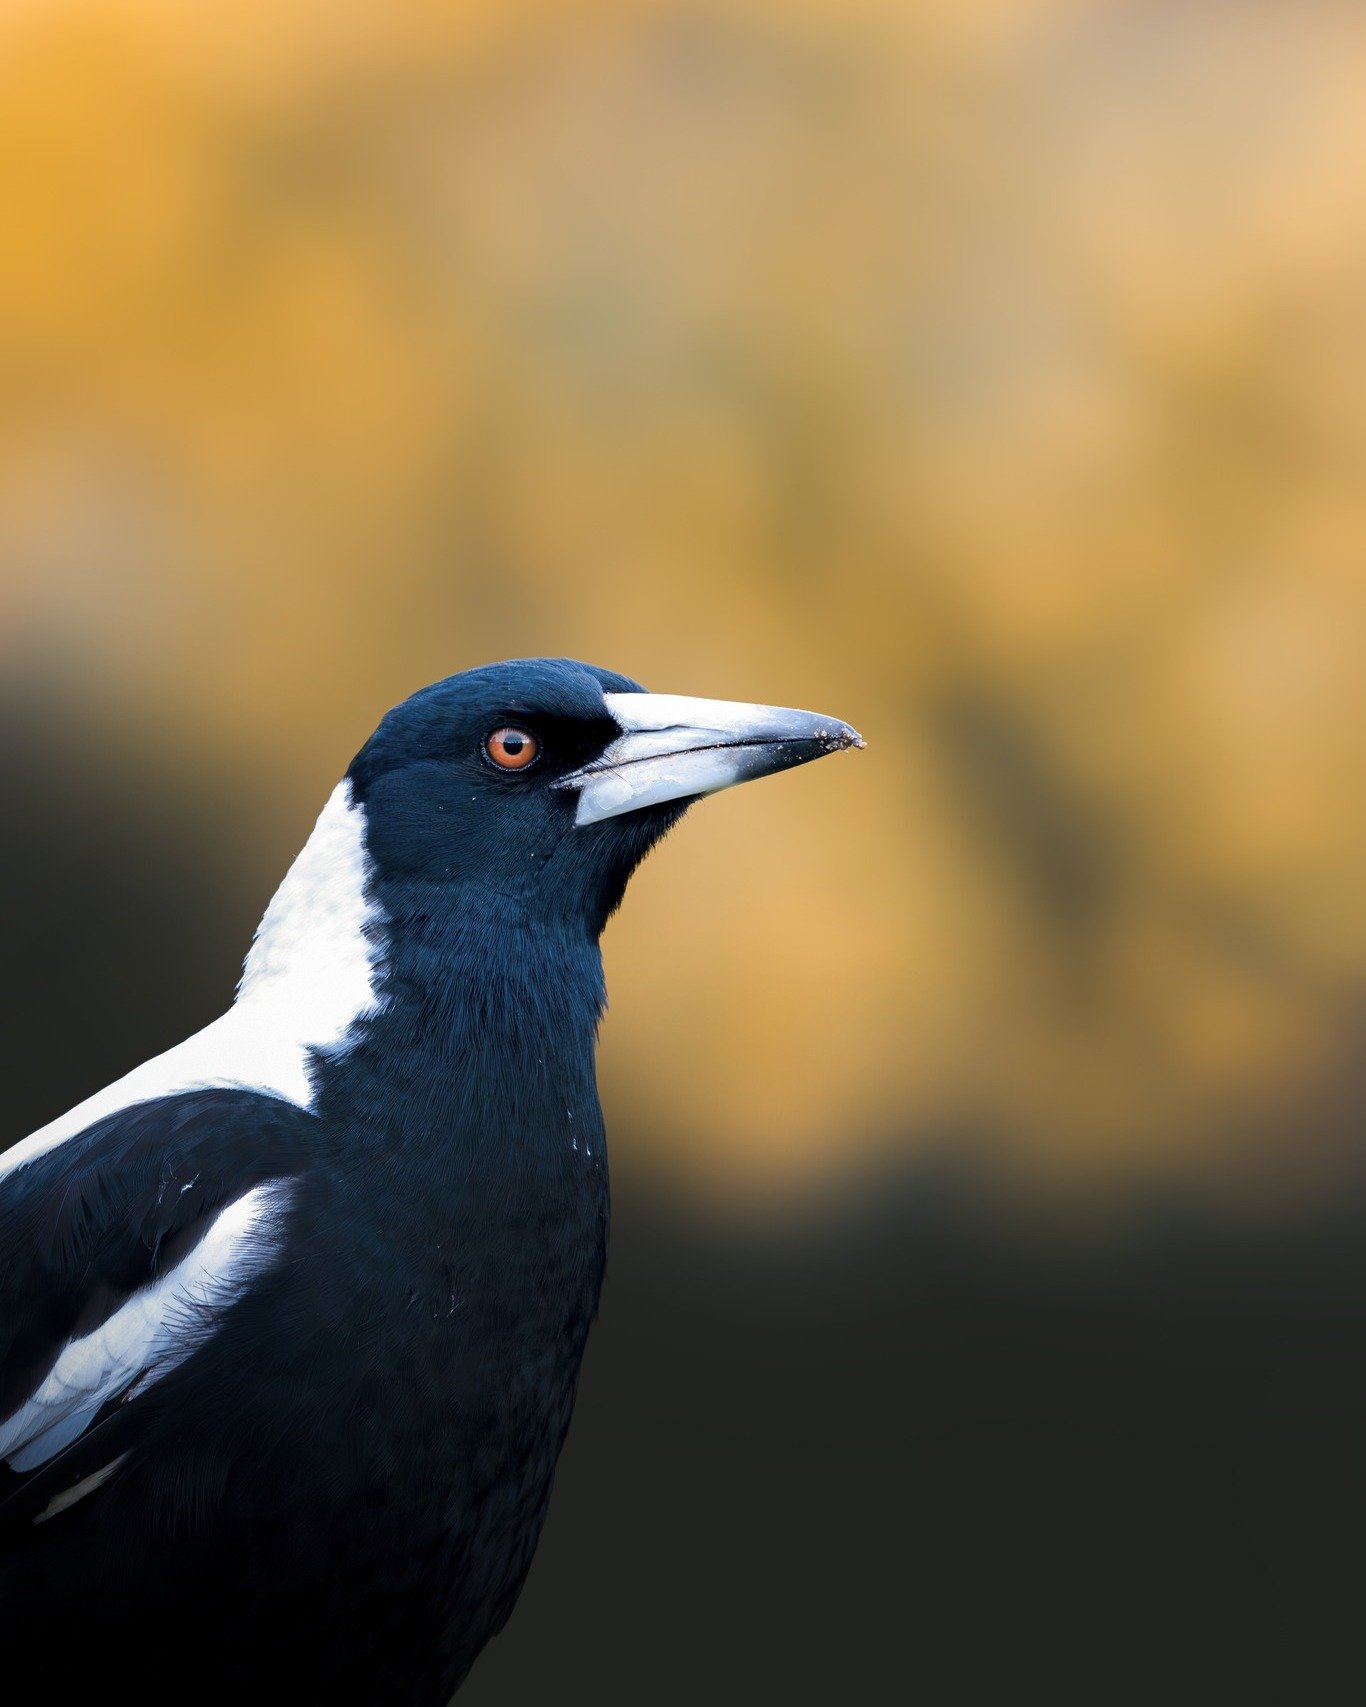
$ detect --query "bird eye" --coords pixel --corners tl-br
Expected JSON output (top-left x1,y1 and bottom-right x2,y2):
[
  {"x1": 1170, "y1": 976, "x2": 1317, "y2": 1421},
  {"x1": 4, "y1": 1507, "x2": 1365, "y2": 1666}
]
[{"x1": 485, "y1": 727, "x2": 540, "y2": 771}]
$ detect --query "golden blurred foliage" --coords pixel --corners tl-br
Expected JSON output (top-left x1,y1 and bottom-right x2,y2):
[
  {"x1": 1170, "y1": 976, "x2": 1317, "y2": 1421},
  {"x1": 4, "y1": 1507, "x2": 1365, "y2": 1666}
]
[{"x1": 1, "y1": 0, "x2": 1363, "y2": 1201}]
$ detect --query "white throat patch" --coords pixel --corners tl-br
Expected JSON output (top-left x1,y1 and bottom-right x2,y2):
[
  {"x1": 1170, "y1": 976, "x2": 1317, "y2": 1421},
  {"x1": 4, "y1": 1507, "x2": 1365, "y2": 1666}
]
[{"x1": 0, "y1": 780, "x2": 386, "y2": 1182}]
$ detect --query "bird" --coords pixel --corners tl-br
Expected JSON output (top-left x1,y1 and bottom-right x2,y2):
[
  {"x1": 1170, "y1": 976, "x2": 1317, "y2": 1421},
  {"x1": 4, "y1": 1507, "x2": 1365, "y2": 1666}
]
[{"x1": 0, "y1": 657, "x2": 861, "y2": 1701}]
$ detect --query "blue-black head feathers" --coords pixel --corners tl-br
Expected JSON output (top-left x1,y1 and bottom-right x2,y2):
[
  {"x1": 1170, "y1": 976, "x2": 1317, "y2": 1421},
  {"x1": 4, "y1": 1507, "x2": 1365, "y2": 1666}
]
[
  {"x1": 345, "y1": 657, "x2": 862, "y2": 935},
  {"x1": 344, "y1": 658, "x2": 673, "y2": 932}
]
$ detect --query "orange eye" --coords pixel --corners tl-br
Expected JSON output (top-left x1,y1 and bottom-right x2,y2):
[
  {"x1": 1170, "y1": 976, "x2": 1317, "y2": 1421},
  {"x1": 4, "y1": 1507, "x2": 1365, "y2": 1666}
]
[{"x1": 485, "y1": 727, "x2": 539, "y2": 771}]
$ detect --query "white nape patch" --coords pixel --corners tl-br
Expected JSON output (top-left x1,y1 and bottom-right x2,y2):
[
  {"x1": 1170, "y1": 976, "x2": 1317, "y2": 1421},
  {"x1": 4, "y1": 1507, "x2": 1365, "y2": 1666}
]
[
  {"x1": 0, "y1": 1180, "x2": 294, "y2": 1472},
  {"x1": 0, "y1": 781, "x2": 385, "y2": 1184}
]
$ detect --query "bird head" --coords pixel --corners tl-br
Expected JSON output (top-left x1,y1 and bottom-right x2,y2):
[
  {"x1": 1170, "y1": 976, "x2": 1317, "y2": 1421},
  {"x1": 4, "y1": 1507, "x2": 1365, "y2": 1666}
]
[{"x1": 346, "y1": 658, "x2": 863, "y2": 936}]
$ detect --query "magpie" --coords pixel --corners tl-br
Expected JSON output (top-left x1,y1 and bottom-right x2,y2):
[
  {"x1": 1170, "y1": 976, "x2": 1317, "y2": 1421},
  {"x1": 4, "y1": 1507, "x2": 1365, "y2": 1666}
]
[{"x1": 0, "y1": 658, "x2": 860, "y2": 1701}]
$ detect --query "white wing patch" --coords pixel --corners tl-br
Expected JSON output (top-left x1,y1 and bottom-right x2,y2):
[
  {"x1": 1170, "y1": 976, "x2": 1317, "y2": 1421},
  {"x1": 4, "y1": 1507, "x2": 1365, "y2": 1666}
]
[
  {"x1": 0, "y1": 1179, "x2": 295, "y2": 1473},
  {"x1": 32, "y1": 1453, "x2": 130, "y2": 1524},
  {"x1": 0, "y1": 779, "x2": 385, "y2": 1184}
]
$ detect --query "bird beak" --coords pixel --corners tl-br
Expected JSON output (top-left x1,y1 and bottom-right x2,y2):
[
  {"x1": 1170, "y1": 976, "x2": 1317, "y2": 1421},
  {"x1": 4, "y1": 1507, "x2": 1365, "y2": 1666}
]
[{"x1": 560, "y1": 692, "x2": 865, "y2": 827}]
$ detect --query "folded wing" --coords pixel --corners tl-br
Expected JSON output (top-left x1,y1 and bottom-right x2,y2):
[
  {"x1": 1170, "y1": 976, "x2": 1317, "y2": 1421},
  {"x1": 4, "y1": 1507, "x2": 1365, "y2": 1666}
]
[{"x1": 0, "y1": 1088, "x2": 314, "y2": 1523}]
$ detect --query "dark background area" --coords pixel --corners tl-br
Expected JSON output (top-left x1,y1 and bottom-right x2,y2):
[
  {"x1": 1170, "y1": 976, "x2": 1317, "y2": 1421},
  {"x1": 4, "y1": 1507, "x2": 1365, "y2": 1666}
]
[
  {"x1": 6, "y1": 686, "x2": 1366, "y2": 1707},
  {"x1": 470, "y1": 1189, "x2": 1366, "y2": 1706}
]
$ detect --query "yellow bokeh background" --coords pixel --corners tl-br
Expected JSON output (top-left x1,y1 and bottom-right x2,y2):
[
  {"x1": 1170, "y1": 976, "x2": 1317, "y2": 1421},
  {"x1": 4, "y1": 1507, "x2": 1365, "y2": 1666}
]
[{"x1": 2, "y1": 0, "x2": 1363, "y2": 1203}]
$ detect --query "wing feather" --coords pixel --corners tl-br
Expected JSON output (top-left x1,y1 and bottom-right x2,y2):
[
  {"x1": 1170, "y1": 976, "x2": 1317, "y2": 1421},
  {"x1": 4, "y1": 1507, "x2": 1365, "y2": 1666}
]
[
  {"x1": 0, "y1": 1087, "x2": 316, "y2": 1521},
  {"x1": 0, "y1": 1178, "x2": 293, "y2": 1470}
]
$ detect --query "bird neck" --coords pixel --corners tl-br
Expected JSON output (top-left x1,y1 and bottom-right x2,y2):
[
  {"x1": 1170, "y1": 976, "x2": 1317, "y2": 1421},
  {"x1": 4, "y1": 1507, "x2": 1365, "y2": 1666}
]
[
  {"x1": 318, "y1": 881, "x2": 610, "y2": 1176},
  {"x1": 231, "y1": 782, "x2": 609, "y2": 1175}
]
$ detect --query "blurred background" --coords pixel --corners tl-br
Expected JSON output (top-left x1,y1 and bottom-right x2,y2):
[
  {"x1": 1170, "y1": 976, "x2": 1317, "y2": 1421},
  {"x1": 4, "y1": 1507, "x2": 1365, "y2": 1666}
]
[{"x1": 2, "y1": 1, "x2": 1364, "y2": 1700}]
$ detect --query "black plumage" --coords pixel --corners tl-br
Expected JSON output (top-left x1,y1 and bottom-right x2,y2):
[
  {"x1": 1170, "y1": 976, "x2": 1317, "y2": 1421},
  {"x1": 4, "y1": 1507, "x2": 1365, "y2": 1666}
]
[{"x1": 0, "y1": 658, "x2": 859, "y2": 1700}]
